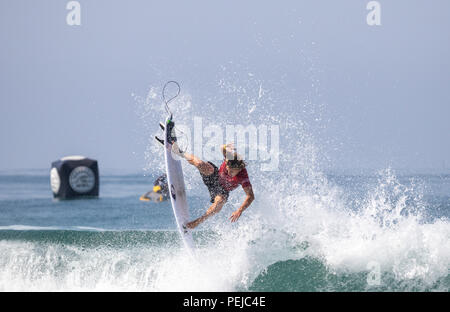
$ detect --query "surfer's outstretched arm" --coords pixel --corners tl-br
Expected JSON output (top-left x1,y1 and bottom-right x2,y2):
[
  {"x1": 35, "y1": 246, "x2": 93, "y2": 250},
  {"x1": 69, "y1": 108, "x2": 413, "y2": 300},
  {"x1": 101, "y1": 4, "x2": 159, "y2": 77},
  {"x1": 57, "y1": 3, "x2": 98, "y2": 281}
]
[
  {"x1": 230, "y1": 186, "x2": 254, "y2": 223},
  {"x1": 185, "y1": 195, "x2": 227, "y2": 229}
]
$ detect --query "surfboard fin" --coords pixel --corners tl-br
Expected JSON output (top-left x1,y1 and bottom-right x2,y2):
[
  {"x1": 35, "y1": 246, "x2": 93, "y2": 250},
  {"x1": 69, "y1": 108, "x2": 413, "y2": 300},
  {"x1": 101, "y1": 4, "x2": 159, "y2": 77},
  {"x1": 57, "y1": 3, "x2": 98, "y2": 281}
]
[
  {"x1": 155, "y1": 136, "x2": 164, "y2": 146},
  {"x1": 156, "y1": 121, "x2": 184, "y2": 155}
]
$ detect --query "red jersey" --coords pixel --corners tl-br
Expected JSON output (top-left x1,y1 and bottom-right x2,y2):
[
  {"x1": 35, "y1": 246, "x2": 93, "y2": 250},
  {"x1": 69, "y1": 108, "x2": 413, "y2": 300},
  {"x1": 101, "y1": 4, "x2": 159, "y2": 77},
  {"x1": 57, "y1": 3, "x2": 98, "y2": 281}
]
[{"x1": 218, "y1": 161, "x2": 252, "y2": 192}]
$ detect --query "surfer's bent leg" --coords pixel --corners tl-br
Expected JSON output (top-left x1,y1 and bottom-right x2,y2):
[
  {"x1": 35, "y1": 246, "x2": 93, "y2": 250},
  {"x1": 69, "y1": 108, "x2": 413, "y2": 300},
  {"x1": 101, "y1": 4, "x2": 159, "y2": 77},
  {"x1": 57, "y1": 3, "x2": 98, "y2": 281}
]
[
  {"x1": 182, "y1": 152, "x2": 215, "y2": 176},
  {"x1": 185, "y1": 195, "x2": 227, "y2": 229}
]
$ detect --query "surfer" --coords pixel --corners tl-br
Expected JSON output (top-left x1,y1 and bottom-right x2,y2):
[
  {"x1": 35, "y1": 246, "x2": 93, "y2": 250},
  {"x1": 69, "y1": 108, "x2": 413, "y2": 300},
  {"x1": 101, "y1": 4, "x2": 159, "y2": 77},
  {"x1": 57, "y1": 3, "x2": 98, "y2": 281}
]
[
  {"x1": 140, "y1": 174, "x2": 169, "y2": 202},
  {"x1": 153, "y1": 174, "x2": 169, "y2": 196},
  {"x1": 173, "y1": 143, "x2": 255, "y2": 229}
]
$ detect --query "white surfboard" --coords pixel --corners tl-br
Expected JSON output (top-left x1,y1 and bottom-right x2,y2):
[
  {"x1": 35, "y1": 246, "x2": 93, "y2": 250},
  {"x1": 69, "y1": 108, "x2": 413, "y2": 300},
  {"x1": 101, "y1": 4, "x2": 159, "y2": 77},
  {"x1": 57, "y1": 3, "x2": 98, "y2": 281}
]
[{"x1": 163, "y1": 116, "x2": 195, "y2": 251}]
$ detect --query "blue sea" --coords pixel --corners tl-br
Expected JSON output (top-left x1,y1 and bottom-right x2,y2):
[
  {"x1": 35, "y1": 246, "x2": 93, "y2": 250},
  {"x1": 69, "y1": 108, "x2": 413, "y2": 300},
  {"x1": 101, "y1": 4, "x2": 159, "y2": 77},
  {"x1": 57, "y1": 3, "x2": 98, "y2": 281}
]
[{"x1": 0, "y1": 168, "x2": 448, "y2": 291}]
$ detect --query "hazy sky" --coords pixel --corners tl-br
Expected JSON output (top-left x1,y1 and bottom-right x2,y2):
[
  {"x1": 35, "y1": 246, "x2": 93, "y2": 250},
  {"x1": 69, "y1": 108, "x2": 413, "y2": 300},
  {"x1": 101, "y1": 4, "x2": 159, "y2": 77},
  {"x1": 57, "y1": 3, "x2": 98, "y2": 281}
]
[{"x1": 1, "y1": 1, "x2": 449, "y2": 173}]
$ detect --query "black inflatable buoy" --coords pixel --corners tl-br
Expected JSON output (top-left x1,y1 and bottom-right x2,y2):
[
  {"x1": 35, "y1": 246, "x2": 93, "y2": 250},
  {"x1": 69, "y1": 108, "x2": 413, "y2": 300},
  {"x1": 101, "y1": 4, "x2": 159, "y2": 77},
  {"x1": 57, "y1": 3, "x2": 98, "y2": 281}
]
[{"x1": 50, "y1": 156, "x2": 99, "y2": 199}]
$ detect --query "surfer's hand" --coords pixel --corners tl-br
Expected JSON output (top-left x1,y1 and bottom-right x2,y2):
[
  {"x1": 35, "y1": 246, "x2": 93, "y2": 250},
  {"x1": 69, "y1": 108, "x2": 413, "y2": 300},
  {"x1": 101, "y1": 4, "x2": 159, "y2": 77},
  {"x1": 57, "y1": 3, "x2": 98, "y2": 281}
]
[
  {"x1": 185, "y1": 221, "x2": 196, "y2": 229},
  {"x1": 229, "y1": 209, "x2": 242, "y2": 223}
]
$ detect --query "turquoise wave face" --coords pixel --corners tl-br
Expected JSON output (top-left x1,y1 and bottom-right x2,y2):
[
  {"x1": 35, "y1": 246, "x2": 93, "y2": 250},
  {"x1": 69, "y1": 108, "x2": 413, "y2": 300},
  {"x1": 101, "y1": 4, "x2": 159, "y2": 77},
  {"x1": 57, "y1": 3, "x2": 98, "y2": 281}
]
[
  {"x1": 0, "y1": 229, "x2": 183, "y2": 249},
  {"x1": 249, "y1": 258, "x2": 450, "y2": 292},
  {"x1": 0, "y1": 229, "x2": 221, "y2": 249}
]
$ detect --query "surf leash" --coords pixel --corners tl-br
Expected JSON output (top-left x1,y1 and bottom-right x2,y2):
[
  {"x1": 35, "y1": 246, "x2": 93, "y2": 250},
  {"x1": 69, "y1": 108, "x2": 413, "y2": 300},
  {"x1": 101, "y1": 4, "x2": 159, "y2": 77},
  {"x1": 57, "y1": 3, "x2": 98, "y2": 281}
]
[{"x1": 162, "y1": 80, "x2": 181, "y2": 119}]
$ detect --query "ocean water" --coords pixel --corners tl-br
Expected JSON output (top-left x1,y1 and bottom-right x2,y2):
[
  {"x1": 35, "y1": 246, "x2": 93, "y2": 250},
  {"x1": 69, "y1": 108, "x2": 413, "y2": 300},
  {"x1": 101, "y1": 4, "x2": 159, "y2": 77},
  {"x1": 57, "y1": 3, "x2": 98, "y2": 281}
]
[{"x1": 0, "y1": 169, "x2": 448, "y2": 292}]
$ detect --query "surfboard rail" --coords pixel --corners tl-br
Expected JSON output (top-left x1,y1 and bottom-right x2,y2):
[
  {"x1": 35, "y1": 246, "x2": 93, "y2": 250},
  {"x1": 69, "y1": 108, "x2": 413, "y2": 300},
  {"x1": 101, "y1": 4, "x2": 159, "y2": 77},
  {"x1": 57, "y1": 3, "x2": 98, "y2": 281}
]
[{"x1": 163, "y1": 116, "x2": 195, "y2": 251}]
